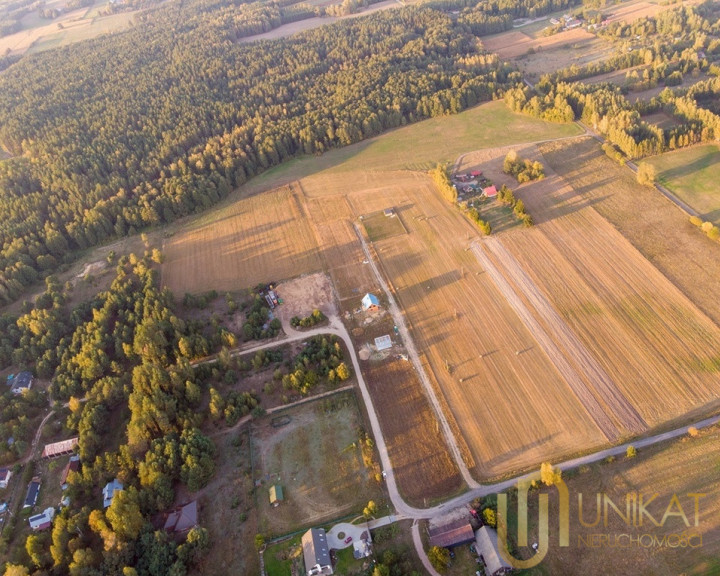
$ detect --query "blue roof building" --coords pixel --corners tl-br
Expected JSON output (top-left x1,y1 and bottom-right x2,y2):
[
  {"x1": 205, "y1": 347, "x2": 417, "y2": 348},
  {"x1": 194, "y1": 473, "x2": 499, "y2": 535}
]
[{"x1": 361, "y1": 293, "x2": 380, "y2": 311}]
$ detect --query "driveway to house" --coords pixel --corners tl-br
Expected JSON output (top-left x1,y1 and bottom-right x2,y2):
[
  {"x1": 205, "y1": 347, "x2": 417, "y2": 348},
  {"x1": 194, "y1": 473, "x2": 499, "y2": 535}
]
[{"x1": 326, "y1": 522, "x2": 371, "y2": 550}]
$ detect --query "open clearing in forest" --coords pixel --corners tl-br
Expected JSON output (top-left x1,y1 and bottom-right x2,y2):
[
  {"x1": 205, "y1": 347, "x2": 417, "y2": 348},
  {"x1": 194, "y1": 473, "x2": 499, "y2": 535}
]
[
  {"x1": 483, "y1": 27, "x2": 597, "y2": 61},
  {"x1": 644, "y1": 144, "x2": 720, "y2": 226},
  {"x1": 252, "y1": 391, "x2": 382, "y2": 536},
  {"x1": 161, "y1": 184, "x2": 322, "y2": 294},
  {"x1": 526, "y1": 425, "x2": 720, "y2": 576}
]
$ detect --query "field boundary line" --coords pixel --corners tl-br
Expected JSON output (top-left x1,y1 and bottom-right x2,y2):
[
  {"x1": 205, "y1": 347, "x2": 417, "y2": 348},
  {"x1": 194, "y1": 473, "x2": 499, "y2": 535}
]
[{"x1": 482, "y1": 236, "x2": 647, "y2": 435}]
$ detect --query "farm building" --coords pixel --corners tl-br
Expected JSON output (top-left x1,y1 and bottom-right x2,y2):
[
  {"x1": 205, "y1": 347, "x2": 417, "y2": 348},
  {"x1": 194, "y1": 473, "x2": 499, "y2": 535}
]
[
  {"x1": 302, "y1": 527, "x2": 333, "y2": 576},
  {"x1": 269, "y1": 484, "x2": 284, "y2": 506},
  {"x1": 42, "y1": 437, "x2": 79, "y2": 459},
  {"x1": 428, "y1": 518, "x2": 475, "y2": 548},
  {"x1": 61, "y1": 455, "x2": 80, "y2": 490},
  {"x1": 0, "y1": 468, "x2": 11, "y2": 489},
  {"x1": 164, "y1": 500, "x2": 198, "y2": 534},
  {"x1": 383, "y1": 208, "x2": 395, "y2": 217},
  {"x1": 483, "y1": 185, "x2": 498, "y2": 198},
  {"x1": 24, "y1": 477, "x2": 41, "y2": 508},
  {"x1": 361, "y1": 293, "x2": 380, "y2": 312},
  {"x1": 28, "y1": 507, "x2": 55, "y2": 531},
  {"x1": 475, "y1": 526, "x2": 512, "y2": 576},
  {"x1": 8, "y1": 371, "x2": 33, "y2": 395},
  {"x1": 102, "y1": 478, "x2": 123, "y2": 508}
]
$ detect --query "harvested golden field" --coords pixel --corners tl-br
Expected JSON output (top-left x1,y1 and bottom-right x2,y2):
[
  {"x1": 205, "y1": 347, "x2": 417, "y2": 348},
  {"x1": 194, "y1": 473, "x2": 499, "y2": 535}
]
[
  {"x1": 483, "y1": 27, "x2": 596, "y2": 60},
  {"x1": 359, "y1": 173, "x2": 607, "y2": 480},
  {"x1": 161, "y1": 184, "x2": 322, "y2": 294},
  {"x1": 471, "y1": 144, "x2": 720, "y2": 433},
  {"x1": 538, "y1": 136, "x2": 720, "y2": 327},
  {"x1": 604, "y1": 0, "x2": 666, "y2": 25},
  {"x1": 364, "y1": 358, "x2": 462, "y2": 506}
]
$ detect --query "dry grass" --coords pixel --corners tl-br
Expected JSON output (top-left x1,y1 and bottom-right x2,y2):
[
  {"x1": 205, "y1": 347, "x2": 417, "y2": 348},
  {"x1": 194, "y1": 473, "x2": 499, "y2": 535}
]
[
  {"x1": 361, "y1": 210, "x2": 407, "y2": 242},
  {"x1": 363, "y1": 358, "x2": 462, "y2": 506},
  {"x1": 490, "y1": 144, "x2": 720, "y2": 433},
  {"x1": 484, "y1": 28, "x2": 596, "y2": 60},
  {"x1": 538, "y1": 136, "x2": 720, "y2": 327},
  {"x1": 190, "y1": 429, "x2": 258, "y2": 576},
  {"x1": 357, "y1": 173, "x2": 606, "y2": 480},
  {"x1": 161, "y1": 184, "x2": 322, "y2": 294},
  {"x1": 252, "y1": 392, "x2": 382, "y2": 536}
]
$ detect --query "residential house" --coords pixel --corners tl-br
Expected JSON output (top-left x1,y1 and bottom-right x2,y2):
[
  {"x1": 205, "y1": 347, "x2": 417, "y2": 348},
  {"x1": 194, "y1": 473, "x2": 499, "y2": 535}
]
[
  {"x1": 9, "y1": 371, "x2": 33, "y2": 395},
  {"x1": 0, "y1": 468, "x2": 11, "y2": 489},
  {"x1": 102, "y1": 478, "x2": 123, "y2": 508},
  {"x1": 28, "y1": 507, "x2": 55, "y2": 531},
  {"x1": 164, "y1": 500, "x2": 198, "y2": 534},
  {"x1": 361, "y1": 293, "x2": 380, "y2": 312},
  {"x1": 302, "y1": 527, "x2": 333, "y2": 576},
  {"x1": 429, "y1": 518, "x2": 475, "y2": 548},
  {"x1": 61, "y1": 455, "x2": 80, "y2": 490},
  {"x1": 483, "y1": 185, "x2": 498, "y2": 198}
]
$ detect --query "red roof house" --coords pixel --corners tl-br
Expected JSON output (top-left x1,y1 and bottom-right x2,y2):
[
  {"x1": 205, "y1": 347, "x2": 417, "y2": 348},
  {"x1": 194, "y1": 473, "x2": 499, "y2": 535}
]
[
  {"x1": 470, "y1": 170, "x2": 482, "y2": 177},
  {"x1": 483, "y1": 185, "x2": 498, "y2": 198}
]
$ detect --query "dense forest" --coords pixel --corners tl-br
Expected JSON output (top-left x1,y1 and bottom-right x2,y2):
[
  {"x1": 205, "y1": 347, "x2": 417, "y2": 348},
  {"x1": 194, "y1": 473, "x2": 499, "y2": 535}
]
[
  {"x1": 0, "y1": 0, "x2": 519, "y2": 305},
  {"x1": 506, "y1": 2, "x2": 720, "y2": 159}
]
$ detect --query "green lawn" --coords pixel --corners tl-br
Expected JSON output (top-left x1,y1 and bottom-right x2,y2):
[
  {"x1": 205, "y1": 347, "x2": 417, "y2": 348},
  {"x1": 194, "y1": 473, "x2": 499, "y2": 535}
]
[
  {"x1": 240, "y1": 100, "x2": 581, "y2": 194},
  {"x1": 264, "y1": 535, "x2": 302, "y2": 576},
  {"x1": 646, "y1": 144, "x2": 720, "y2": 224}
]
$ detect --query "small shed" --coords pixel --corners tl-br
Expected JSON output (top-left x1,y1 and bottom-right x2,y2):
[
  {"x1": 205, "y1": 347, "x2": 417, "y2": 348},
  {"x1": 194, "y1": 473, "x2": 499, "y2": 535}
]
[
  {"x1": 269, "y1": 484, "x2": 284, "y2": 506},
  {"x1": 383, "y1": 208, "x2": 395, "y2": 217},
  {"x1": 470, "y1": 170, "x2": 482, "y2": 177},
  {"x1": 361, "y1": 293, "x2": 380, "y2": 312}
]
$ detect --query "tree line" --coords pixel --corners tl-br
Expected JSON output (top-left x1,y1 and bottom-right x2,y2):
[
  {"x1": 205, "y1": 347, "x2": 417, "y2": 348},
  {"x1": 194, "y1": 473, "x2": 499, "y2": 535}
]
[{"x1": 0, "y1": 3, "x2": 518, "y2": 305}]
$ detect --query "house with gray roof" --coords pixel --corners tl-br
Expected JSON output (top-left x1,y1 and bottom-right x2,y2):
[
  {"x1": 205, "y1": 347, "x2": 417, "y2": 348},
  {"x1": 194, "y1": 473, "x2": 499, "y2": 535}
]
[
  {"x1": 302, "y1": 527, "x2": 333, "y2": 576},
  {"x1": 102, "y1": 478, "x2": 123, "y2": 508}
]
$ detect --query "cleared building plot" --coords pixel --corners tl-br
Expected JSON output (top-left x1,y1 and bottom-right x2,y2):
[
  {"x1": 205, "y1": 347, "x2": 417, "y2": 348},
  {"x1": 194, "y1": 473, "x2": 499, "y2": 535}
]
[
  {"x1": 363, "y1": 358, "x2": 462, "y2": 505},
  {"x1": 161, "y1": 184, "x2": 322, "y2": 294}
]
